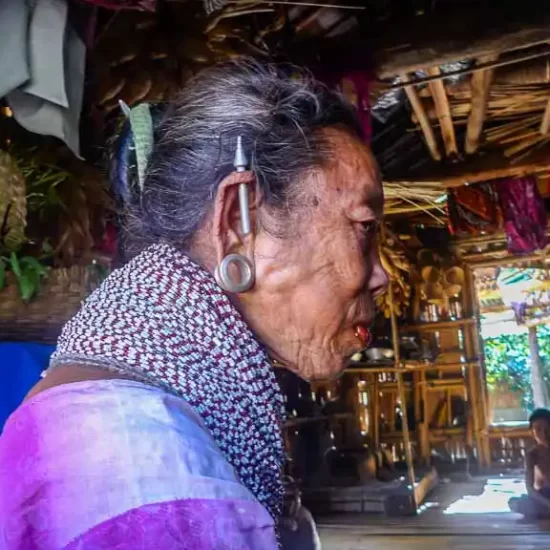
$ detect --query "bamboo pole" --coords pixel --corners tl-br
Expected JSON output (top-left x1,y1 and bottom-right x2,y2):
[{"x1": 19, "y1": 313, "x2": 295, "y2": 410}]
[
  {"x1": 465, "y1": 55, "x2": 498, "y2": 154},
  {"x1": 467, "y1": 249, "x2": 550, "y2": 269},
  {"x1": 385, "y1": 45, "x2": 550, "y2": 87},
  {"x1": 427, "y1": 67, "x2": 458, "y2": 157},
  {"x1": 419, "y1": 369, "x2": 429, "y2": 465},
  {"x1": 455, "y1": 226, "x2": 550, "y2": 250},
  {"x1": 464, "y1": 265, "x2": 491, "y2": 466},
  {"x1": 528, "y1": 326, "x2": 550, "y2": 407},
  {"x1": 388, "y1": 280, "x2": 417, "y2": 507},
  {"x1": 373, "y1": 374, "x2": 380, "y2": 447},
  {"x1": 401, "y1": 73, "x2": 442, "y2": 161},
  {"x1": 540, "y1": 98, "x2": 550, "y2": 134},
  {"x1": 346, "y1": 361, "x2": 480, "y2": 374},
  {"x1": 385, "y1": 140, "x2": 550, "y2": 188}
]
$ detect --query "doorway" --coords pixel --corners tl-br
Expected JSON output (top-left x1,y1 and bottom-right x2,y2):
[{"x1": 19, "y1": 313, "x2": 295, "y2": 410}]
[{"x1": 473, "y1": 266, "x2": 550, "y2": 425}]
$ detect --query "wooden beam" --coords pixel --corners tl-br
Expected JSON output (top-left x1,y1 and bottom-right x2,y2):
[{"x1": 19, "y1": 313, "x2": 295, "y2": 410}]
[
  {"x1": 373, "y1": 2, "x2": 550, "y2": 79},
  {"x1": 386, "y1": 140, "x2": 550, "y2": 188},
  {"x1": 391, "y1": 46, "x2": 550, "y2": 90},
  {"x1": 540, "y1": 98, "x2": 550, "y2": 135},
  {"x1": 427, "y1": 67, "x2": 458, "y2": 157},
  {"x1": 465, "y1": 55, "x2": 498, "y2": 154},
  {"x1": 466, "y1": 248, "x2": 550, "y2": 269},
  {"x1": 401, "y1": 74, "x2": 442, "y2": 161}
]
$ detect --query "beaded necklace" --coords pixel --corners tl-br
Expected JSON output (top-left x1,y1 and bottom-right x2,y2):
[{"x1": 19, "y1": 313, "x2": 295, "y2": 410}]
[{"x1": 50, "y1": 244, "x2": 286, "y2": 519}]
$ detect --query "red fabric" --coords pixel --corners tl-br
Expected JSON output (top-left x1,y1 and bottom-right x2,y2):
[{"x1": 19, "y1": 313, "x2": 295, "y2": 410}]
[
  {"x1": 316, "y1": 71, "x2": 372, "y2": 144},
  {"x1": 497, "y1": 176, "x2": 548, "y2": 254},
  {"x1": 537, "y1": 174, "x2": 550, "y2": 197},
  {"x1": 447, "y1": 182, "x2": 503, "y2": 236}
]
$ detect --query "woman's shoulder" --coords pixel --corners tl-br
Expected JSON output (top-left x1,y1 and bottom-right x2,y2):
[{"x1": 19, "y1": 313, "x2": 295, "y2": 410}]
[
  {"x1": 0, "y1": 377, "x2": 277, "y2": 550},
  {"x1": 2, "y1": 376, "x2": 243, "y2": 487}
]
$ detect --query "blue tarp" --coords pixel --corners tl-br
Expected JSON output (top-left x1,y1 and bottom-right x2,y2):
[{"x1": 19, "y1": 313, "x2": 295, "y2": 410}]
[{"x1": 0, "y1": 342, "x2": 54, "y2": 430}]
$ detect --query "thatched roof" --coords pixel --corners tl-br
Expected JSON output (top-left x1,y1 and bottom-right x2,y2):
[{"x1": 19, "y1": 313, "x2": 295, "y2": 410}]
[{"x1": 83, "y1": 1, "x2": 550, "y2": 224}]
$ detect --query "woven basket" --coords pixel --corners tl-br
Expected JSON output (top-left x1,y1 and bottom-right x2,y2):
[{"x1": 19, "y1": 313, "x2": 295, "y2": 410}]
[{"x1": 0, "y1": 266, "x2": 98, "y2": 343}]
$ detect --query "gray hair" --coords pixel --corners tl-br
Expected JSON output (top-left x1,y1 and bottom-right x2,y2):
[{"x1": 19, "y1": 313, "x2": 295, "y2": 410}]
[{"x1": 128, "y1": 58, "x2": 363, "y2": 250}]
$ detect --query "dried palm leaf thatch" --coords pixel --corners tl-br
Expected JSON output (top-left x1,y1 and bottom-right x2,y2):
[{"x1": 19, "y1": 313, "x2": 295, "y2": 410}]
[
  {"x1": 383, "y1": 180, "x2": 446, "y2": 222},
  {"x1": 0, "y1": 150, "x2": 27, "y2": 251},
  {"x1": 204, "y1": 0, "x2": 229, "y2": 15}
]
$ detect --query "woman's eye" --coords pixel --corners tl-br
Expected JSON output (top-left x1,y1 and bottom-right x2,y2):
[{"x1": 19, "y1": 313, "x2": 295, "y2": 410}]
[
  {"x1": 359, "y1": 220, "x2": 379, "y2": 238},
  {"x1": 357, "y1": 220, "x2": 379, "y2": 252}
]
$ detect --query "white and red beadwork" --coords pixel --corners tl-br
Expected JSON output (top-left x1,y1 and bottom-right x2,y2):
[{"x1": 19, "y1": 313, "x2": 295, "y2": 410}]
[{"x1": 50, "y1": 244, "x2": 286, "y2": 519}]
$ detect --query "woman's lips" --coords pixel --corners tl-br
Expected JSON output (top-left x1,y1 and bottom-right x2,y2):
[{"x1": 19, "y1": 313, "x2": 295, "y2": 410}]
[{"x1": 354, "y1": 324, "x2": 371, "y2": 347}]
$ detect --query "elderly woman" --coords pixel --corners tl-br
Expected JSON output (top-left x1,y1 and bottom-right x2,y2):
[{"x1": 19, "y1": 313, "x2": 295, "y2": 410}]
[{"x1": 0, "y1": 60, "x2": 387, "y2": 549}]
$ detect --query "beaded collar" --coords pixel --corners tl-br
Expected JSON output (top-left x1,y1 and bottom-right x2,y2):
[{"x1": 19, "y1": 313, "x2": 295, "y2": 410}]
[{"x1": 50, "y1": 244, "x2": 286, "y2": 519}]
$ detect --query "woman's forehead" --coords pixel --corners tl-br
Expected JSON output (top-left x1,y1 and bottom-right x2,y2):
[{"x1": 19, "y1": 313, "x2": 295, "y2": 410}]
[{"x1": 320, "y1": 133, "x2": 383, "y2": 216}]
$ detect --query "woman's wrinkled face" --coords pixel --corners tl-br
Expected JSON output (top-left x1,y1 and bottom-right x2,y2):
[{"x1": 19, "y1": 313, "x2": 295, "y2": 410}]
[{"x1": 245, "y1": 130, "x2": 388, "y2": 380}]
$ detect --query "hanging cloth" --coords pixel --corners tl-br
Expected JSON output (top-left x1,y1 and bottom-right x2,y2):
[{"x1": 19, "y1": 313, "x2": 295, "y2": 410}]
[
  {"x1": 497, "y1": 176, "x2": 548, "y2": 255},
  {"x1": 5, "y1": 0, "x2": 86, "y2": 157},
  {"x1": 0, "y1": 1, "x2": 30, "y2": 99},
  {"x1": 77, "y1": 0, "x2": 156, "y2": 10},
  {"x1": 316, "y1": 70, "x2": 372, "y2": 144}
]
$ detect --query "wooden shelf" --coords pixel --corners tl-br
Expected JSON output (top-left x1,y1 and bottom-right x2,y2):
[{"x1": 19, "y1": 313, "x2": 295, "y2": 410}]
[
  {"x1": 423, "y1": 377, "x2": 466, "y2": 390},
  {"x1": 345, "y1": 359, "x2": 480, "y2": 375},
  {"x1": 380, "y1": 430, "x2": 417, "y2": 440},
  {"x1": 403, "y1": 318, "x2": 476, "y2": 332},
  {"x1": 283, "y1": 412, "x2": 354, "y2": 429},
  {"x1": 429, "y1": 427, "x2": 467, "y2": 441}
]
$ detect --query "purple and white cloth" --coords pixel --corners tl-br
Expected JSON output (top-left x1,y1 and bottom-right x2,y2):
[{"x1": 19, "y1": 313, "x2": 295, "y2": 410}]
[
  {"x1": 0, "y1": 379, "x2": 278, "y2": 549},
  {"x1": 0, "y1": 244, "x2": 286, "y2": 548}
]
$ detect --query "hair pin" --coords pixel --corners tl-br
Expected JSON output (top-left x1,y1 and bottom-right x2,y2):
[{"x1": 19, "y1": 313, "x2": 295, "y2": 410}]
[{"x1": 234, "y1": 136, "x2": 251, "y2": 236}]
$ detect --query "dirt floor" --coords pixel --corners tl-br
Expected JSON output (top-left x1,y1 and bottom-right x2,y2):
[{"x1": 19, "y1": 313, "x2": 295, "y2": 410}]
[{"x1": 317, "y1": 476, "x2": 550, "y2": 549}]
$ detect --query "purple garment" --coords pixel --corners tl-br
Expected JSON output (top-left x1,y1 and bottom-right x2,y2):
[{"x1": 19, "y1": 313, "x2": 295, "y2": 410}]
[
  {"x1": 0, "y1": 380, "x2": 278, "y2": 549},
  {"x1": 497, "y1": 176, "x2": 548, "y2": 255}
]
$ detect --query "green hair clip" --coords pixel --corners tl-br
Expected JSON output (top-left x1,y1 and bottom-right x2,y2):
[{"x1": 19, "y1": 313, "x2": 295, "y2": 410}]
[{"x1": 119, "y1": 100, "x2": 154, "y2": 191}]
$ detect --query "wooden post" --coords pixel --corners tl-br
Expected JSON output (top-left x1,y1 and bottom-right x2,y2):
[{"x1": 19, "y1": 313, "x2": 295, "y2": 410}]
[
  {"x1": 528, "y1": 326, "x2": 550, "y2": 408},
  {"x1": 465, "y1": 55, "x2": 497, "y2": 154},
  {"x1": 464, "y1": 265, "x2": 491, "y2": 466},
  {"x1": 373, "y1": 374, "x2": 380, "y2": 447},
  {"x1": 419, "y1": 370, "x2": 430, "y2": 465},
  {"x1": 427, "y1": 66, "x2": 458, "y2": 157},
  {"x1": 389, "y1": 280, "x2": 417, "y2": 506},
  {"x1": 540, "y1": 98, "x2": 550, "y2": 135},
  {"x1": 384, "y1": 140, "x2": 550, "y2": 188},
  {"x1": 401, "y1": 74, "x2": 442, "y2": 161}
]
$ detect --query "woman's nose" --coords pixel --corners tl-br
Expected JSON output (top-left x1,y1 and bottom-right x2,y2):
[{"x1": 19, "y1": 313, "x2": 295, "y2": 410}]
[{"x1": 369, "y1": 255, "x2": 389, "y2": 298}]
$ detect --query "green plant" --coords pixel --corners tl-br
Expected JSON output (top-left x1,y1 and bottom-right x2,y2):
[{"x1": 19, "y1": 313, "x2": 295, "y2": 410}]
[
  {"x1": 0, "y1": 244, "x2": 51, "y2": 302},
  {"x1": 483, "y1": 326, "x2": 550, "y2": 411}
]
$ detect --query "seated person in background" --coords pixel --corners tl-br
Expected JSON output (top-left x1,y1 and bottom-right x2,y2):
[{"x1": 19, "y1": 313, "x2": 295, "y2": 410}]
[{"x1": 509, "y1": 408, "x2": 550, "y2": 518}]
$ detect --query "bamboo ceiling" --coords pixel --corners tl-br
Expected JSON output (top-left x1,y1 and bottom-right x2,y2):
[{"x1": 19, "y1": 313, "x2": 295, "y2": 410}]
[{"x1": 86, "y1": 0, "x2": 550, "y2": 220}]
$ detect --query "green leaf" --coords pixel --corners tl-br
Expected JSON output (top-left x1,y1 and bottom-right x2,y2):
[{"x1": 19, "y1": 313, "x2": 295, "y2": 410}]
[
  {"x1": 17, "y1": 273, "x2": 35, "y2": 302},
  {"x1": 0, "y1": 260, "x2": 5, "y2": 290},
  {"x1": 20, "y1": 256, "x2": 47, "y2": 276},
  {"x1": 10, "y1": 252, "x2": 22, "y2": 278}
]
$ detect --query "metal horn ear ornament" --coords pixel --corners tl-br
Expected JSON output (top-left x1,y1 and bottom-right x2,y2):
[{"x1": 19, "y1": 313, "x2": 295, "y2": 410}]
[{"x1": 214, "y1": 136, "x2": 255, "y2": 293}]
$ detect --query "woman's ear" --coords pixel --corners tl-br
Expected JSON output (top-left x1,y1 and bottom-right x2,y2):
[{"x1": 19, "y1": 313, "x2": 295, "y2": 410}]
[{"x1": 212, "y1": 171, "x2": 258, "y2": 266}]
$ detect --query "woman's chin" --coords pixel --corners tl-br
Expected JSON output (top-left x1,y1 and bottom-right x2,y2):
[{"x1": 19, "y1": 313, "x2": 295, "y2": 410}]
[{"x1": 291, "y1": 355, "x2": 348, "y2": 382}]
